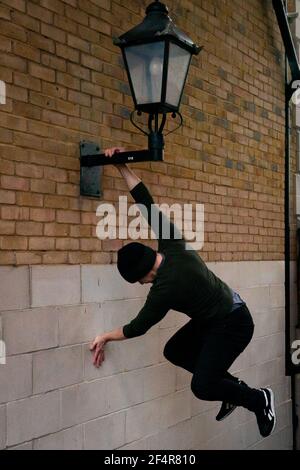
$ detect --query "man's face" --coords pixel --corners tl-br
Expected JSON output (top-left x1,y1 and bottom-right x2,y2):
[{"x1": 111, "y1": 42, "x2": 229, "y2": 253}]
[
  {"x1": 138, "y1": 271, "x2": 156, "y2": 284},
  {"x1": 138, "y1": 252, "x2": 160, "y2": 284}
]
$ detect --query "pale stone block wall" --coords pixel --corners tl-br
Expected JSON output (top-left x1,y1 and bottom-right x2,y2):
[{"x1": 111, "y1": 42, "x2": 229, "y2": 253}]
[{"x1": 0, "y1": 261, "x2": 293, "y2": 449}]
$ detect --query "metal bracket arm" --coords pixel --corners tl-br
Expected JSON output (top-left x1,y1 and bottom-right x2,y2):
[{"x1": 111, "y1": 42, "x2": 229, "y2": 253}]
[{"x1": 80, "y1": 141, "x2": 164, "y2": 167}]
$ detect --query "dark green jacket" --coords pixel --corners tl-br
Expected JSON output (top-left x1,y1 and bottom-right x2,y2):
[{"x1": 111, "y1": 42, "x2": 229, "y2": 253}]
[{"x1": 123, "y1": 182, "x2": 233, "y2": 338}]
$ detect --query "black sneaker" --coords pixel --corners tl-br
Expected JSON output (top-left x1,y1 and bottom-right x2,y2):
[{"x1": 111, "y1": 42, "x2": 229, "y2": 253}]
[
  {"x1": 255, "y1": 388, "x2": 276, "y2": 437},
  {"x1": 215, "y1": 380, "x2": 246, "y2": 421},
  {"x1": 216, "y1": 402, "x2": 237, "y2": 421}
]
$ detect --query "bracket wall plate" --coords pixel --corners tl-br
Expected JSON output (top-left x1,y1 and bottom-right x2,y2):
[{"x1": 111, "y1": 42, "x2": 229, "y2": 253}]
[{"x1": 80, "y1": 141, "x2": 103, "y2": 198}]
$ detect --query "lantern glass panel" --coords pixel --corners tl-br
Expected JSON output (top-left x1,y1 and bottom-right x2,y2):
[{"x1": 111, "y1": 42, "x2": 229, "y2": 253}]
[
  {"x1": 166, "y1": 43, "x2": 191, "y2": 108},
  {"x1": 124, "y1": 42, "x2": 165, "y2": 105}
]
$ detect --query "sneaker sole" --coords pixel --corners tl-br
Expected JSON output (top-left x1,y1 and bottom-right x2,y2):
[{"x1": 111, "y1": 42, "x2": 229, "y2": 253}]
[
  {"x1": 266, "y1": 387, "x2": 276, "y2": 436},
  {"x1": 216, "y1": 405, "x2": 237, "y2": 422}
]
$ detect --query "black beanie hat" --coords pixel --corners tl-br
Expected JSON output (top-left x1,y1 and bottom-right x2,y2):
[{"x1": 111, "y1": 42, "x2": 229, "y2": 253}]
[{"x1": 117, "y1": 242, "x2": 157, "y2": 283}]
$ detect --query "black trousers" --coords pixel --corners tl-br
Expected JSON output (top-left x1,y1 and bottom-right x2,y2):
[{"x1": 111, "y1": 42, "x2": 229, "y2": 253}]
[{"x1": 163, "y1": 303, "x2": 264, "y2": 412}]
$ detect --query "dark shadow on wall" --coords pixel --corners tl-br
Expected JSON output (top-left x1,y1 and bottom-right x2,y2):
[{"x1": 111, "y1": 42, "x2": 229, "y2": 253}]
[{"x1": 261, "y1": 0, "x2": 285, "y2": 76}]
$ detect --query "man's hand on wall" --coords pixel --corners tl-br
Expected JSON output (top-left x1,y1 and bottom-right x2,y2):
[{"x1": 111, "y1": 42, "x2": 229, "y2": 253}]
[{"x1": 90, "y1": 334, "x2": 107, "y2": 368}]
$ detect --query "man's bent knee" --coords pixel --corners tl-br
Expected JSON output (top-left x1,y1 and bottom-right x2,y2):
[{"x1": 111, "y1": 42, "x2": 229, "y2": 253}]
[
  {"x1": 191, "y1": 375, "x2": 217, "y2": 401},
  {"x1": 163, "y1": 340, "x2": 176, "y2": 362},
  {"x1": 163, "y1": 338, "x2": 185, "y2": 367}
]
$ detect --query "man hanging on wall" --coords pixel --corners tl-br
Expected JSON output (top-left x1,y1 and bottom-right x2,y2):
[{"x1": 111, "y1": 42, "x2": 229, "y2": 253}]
[{"x1": 90, "y1": 147, "x2": 276, "y2": 438}]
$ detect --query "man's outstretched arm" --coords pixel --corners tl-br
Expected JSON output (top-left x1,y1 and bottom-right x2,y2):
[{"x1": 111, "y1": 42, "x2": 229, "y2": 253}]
[
  {"x1": 105, "y1": 147, "x2": 157, "y2": 231},
  {"x1": 105, "y1": 147, "x2": 184, "y2": 246}
]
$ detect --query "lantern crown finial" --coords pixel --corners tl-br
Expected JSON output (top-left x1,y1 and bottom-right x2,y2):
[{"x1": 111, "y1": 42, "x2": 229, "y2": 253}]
[
  {"x1": 114, "y1": 0, "x2": 201, "y2": 55},
  {"x1": 145, "y1": 1, "x2": 169, "y2": 15}
]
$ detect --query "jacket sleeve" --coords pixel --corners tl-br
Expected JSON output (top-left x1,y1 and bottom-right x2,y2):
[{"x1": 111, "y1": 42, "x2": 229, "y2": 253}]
[
  {"x1": 130, "y1": 181, "x2": 186, "y2": 252},
  {"x1": 122, "y1": 284, "x2": 171, "y2": 338}
]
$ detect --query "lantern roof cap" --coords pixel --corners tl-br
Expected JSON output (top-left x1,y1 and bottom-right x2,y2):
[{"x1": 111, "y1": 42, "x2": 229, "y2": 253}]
[{"x1": 113, "y1": 0, "x2": 201, "y2": 55}]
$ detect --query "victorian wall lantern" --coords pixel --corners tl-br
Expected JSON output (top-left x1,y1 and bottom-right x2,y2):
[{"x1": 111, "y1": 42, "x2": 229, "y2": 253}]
[{"x1": 80, "y1": 0, "x2": 201, "y2": 197}]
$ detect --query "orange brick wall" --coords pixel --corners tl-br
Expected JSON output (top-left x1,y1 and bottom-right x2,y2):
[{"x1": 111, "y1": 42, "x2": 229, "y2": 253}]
[{"x1": 0, "y1": 0, "x2": 296, "y2": 265}]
